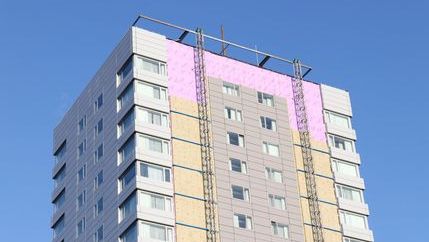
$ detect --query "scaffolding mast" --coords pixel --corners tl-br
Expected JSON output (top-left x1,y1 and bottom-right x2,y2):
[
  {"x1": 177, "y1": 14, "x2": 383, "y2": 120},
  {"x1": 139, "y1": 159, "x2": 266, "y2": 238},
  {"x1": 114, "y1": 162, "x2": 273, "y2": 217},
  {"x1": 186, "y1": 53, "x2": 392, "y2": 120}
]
[
  {"x1": 292, "y1": 59, "x2": 324, "y2": 242},
  {"x1": 194, "y1": 28, "x2": 217, "y2": 242}
]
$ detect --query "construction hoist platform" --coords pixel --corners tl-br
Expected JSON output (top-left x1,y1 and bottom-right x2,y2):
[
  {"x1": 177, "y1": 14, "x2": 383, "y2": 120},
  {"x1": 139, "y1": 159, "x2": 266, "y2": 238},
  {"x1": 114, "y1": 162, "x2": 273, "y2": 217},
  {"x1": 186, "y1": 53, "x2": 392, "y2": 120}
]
[
  {"x1": 292, "y1": 59, "x2": 324, "y2": 242},
  {"x1": 194, "y1": 28, "x2": 217, "y2": 242}
]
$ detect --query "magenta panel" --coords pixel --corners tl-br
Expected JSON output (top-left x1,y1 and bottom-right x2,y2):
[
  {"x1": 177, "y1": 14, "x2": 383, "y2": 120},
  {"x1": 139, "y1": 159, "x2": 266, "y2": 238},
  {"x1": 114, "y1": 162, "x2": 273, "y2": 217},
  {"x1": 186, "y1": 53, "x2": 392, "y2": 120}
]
[{"x1": 167, "y1": 40, "x2": 326, "y2": 142}]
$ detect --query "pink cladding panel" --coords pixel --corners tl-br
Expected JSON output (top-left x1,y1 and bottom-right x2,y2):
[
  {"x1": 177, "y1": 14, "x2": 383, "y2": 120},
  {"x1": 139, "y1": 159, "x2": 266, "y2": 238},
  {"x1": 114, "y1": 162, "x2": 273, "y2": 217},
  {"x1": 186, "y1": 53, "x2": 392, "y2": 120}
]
[{"x1": 167, "y1": 40, "x2": 326, "y2": 142}]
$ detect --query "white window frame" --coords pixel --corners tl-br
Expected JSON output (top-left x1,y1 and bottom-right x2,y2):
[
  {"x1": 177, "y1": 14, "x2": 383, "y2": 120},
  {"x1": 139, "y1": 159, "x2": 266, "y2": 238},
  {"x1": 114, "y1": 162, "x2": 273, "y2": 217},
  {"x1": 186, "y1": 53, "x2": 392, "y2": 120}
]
[
  {"x1": 119, "y1": 164, "x2": 136, "y2": 192},
  {"x1": 332, "y1": 159, "x2": 360, "y2": 177},
  {"x1": 139, "y1": 134, "x2": 170, "y2": 155},
  {"x1": 118, "y1": 137, "x2": 135, "y2": 165},
  {"x1": 229, "y1": 158, "x2": 247, "y2": 174},
  {"x1": 136, "y1": 81, "x2": 168, "y2": 101},
  {"x1": 94, "y1": 225, "x2": 103, "y2": 242},
  {"x1": 227, "y1": 132, "x2": 245, "y2": 147},
  {"x1": 224, "y1": 107, "x2": 242, "y2": 122},
  {"x1": 140, "y1": 162, "x2": 171, "y2": 183},
  {"x1": 262, "y1": 141, "x2": 279, "y2": 157},
  {"x1": 137, "y1": 107, "x2": 169, "y2": 127},
  {"x1": 269, "y1": 194, "x2": 286, "y2": 210},
  {"x1": 257, "y1": 91, "x2": 274, "y2": 107},
  {"x1": 94, "y1": 170, "x2": 103, "y2": 190},
  {"x1": 53, "y1": 165, "x2": 66, "y2": 188},
  {"x1": 53, "y1": 189, "x2": 65, "y2": 213},
  {"x1": 119, "y1": 193, "x2": 137, "y2": 223},
  {"x1": 233, "y1": 213, "x2": 252, "y2": 230},
  {"x1": 94, "y1": 197, "x2": 103, "y2": 217},
  {"x1": 118, "y1": 110, "x2": 135, "y2": 138},
  {"x1": 117, "y1": 83, "x2": 134, "y2": 111},
  {"x1": 76, "y1": 217, "x2": 86, "y2": 238},
  {"x1": 140, "y1": 221, "x2": 174, "y2": 242},
  {"x1": 76, "y1": 190, "x2": 86, "y2": 211},
  {"x1": 136, "y1": 55, "x2": 167, "y2": 76},
  {"x1": 328, "y1": 134, "x2": 355, "y2": 152},
  {"x1": 94, "y1": 93, "x2": 103, "y2": 111},
  {"x1": 336, "y1": 184, "x2": 364, "y2": 203},
  {"x1": 260, "y1": 116, "x2": 277, "y2": 131},
  {"x1": 78, "y1": 116, "x2": 87, "y2": 134},
  {"x1": 325, "y1": 110, "x2": 351, "y2": 129},
  {"x1": 77, "y1": 164, "x2": 86, "y2": 184},
  {"x1": 265, "y1": 167, "x2": 283, "y2": 183},
  {"x1": 94, "y1": 143, "x2": 104, "y2": 163},
  {"x1": 117, "y1": 58, "x2": 133, "y2": 86},
  {"x1": 231, "y1": 185, "x2": 250, "y2": 201},
  {"x1": 271, "y1": 221, "x2": 289, "y2": 238},
  {"x1": 139, "y1": 191, "x2": 173, "y2": 212},
  {"x1": 222, "y1": 82, "x2": 239, "y2": 96},
  {"x1": 339, "y1": 210, "x2": 368, "y2": 229}
]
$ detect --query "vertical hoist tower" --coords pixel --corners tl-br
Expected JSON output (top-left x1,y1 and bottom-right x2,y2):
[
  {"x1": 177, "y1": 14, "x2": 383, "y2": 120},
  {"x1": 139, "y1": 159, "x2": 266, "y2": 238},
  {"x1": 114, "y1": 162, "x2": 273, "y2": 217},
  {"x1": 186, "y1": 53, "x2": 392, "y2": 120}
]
[
  {"x1": 292, "y1": 59, "x2": 324, "y2": 242},
  {"x1": 194, "y1": 28, "x2": 218, "y2": 242}
]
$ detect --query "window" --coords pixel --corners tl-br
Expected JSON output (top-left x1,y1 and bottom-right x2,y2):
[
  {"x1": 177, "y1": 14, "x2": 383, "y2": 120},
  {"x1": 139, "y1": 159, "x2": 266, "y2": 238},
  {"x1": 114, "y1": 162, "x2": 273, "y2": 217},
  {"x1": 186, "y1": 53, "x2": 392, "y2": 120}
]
[
  {"x1": 118, "y1": 137, "x2": 135, "y2": 164},
  {"x1": 78, "y1": 139, "x2": 87, "y2": 158},
  {"x1": 141, "y1": 222, "x2": 173, "y2": 242},
  {"x1": 119, "y1": 223, "x2": 137, "y2": 242},
  {"x1": 340, "y1": 211, "x2": 367, "y2": 229},
  {"x1": 94, "y1": 144, "x2": 104, "y2": 162},
  {"x1": 119, "y1": 193, "x2": 136, "y2": 222},
  {"x1": 95, "y1": 93, "x2": 103, "y2": 111},
  {"x1": 117, "y1": 58, "x2": 133, "y2": 86},
  {"x1": 265, "y1": 167, "x2": 283, "y2": 183},
  {"x1": 94, "y1": 197, "x2": 103, "y2": 217},
  {"x1": 140, "y1": 162, "x2": 171, "y2": 183},
  {"x1": 118, "y1": 83, "x2": 134, "y2": 111},
  {"x1": 326, "y1": 111, "x2": 351, "y2": 129},
  {"x1": 54, "y1": 140, "x2": 67, "y2": 164},
  {"x1": 53, "y1": 164, "x2": 66, "y2": 188},
  {"x1": 53, "y1": 189, "x2": 65, "y2": 213},
  {"x1": 233, "y1": 214, "x2": 252, "y2": 230},
  {"x1": 94, "y1": 225, "x2": 103, "y2": 242},
  {"x1": 118, "y1": 110, "x2": 135, "y2": 137},
  {"x1": 53, "y1": 215, "x2": 65, "y2": 238},
  {"x1": 77, "y1": 190, "x2": 86, "y2": 210},
  {"x1": 271, "y1": 221, "x2": 289, "y2": 238},
  {"x1": 262, "y1": 142, "x2": 279, "y2": 157},
  {"x1": 77, "y1": 164, "x2": 86, "y2": 184},
  {"x1": 231, "y1": 185, "x2": 249, "y2": 201},
  {"x1": 332, "y1": 159, "x2": 359, "y2": 177},
  {"x1": 94, "y1": 170, "x2": 104, "y2": 190},
  {"x1": 227, "y1": 132, "x2": 244, "y2": 147},
  {"x1": 137, "y1": 107, "x2": 169, "y2": 127},
  {"x1": 257, "y1": 91, "x2": 274, "y2": 107},
  {"x1": 76, "y1": 217, "x2": 85, "y2": 237},
  {"x1": 140, "y1": 135, "x2": 169, "y2": 154},
  {"x1": 140, "y1": 192, "x2": 172, "y2": 212},
  {"x1": 78, "y1": 116, "x2": 87, "y2": 134},
  {"x1": 136, "y1": 81, "x2": 167, "y2": 100},
  {"x1": 329, "y1": 135, "x2": 355, "y2": 152},
  {"x1": 230, "y1": 158, "x2": 247, "y2": 174},
  {"x1": 222, "y1": 82, "x2": 239, "y2": 96},
  {"x1": 336, "y1": 184, "x2": 363, "y2": 202},
  {"x1": 136, "y1": 56, "x2": 167, "y2": 76},
  {"x1": 95, "y1": 119, "x2": 103, "y2": 137},
  {"x1": 260, "y1": 116, "x2": 277, "y2": 131},
  {"x1": 224, "y1": 107, "x2": 242, "y2": 121},
  {"x1": 269, "y1": 195, "x2": 286, "y2": 210},
  {"x1": 120, "y1": 164, "x2": 136, "y2": 191}
]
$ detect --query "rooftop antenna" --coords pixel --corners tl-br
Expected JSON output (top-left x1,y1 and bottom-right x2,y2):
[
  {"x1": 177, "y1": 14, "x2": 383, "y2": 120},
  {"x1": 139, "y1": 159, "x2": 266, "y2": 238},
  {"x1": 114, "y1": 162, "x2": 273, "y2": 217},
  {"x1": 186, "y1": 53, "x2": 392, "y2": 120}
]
[{"x1": 220, "y1": 25, "x2": 227, "y2": 56}]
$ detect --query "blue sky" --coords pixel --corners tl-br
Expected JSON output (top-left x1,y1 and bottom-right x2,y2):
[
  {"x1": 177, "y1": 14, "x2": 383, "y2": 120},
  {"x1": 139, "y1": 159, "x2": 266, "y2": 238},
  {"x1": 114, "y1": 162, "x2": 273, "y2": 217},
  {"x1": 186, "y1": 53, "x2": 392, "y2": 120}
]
[{"x1": 0, "y1": 0, "x2": 427, "y2": 241}]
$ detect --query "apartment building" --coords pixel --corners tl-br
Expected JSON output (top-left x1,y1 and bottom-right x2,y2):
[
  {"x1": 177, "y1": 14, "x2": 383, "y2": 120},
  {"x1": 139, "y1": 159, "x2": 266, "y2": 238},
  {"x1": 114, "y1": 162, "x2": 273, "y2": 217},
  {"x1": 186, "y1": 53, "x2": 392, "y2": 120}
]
[{"x1": 51, "y1": 16, "x2": 374, "y2": 242}]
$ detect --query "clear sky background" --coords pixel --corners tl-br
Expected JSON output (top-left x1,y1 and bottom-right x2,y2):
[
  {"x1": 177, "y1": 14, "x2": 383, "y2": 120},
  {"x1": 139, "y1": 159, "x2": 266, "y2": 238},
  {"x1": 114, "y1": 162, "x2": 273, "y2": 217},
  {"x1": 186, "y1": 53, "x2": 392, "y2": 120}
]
[{"x1": 0, "y1": 0, "x2": 427, "y2": 241}]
